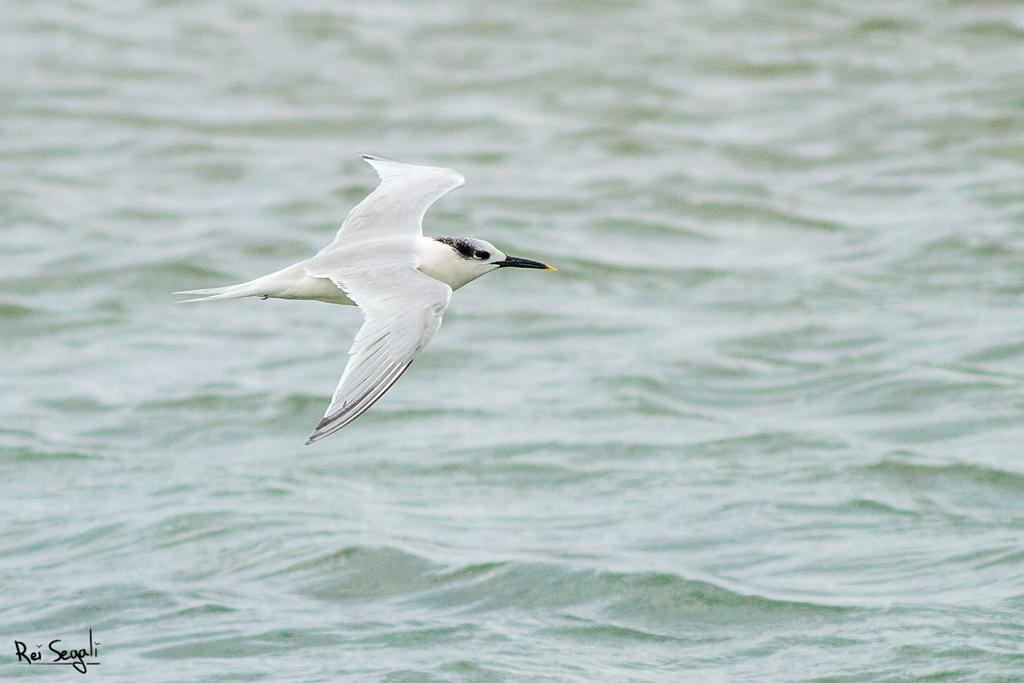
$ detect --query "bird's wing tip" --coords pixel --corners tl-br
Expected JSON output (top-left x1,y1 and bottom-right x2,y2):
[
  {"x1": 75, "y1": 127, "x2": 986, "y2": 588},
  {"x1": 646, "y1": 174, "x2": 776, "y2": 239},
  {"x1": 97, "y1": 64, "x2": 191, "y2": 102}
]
[
  {"x1": 359, "y1": 153, "x2": 394, "y2": 164},
  {"x1": 305, "y1": 421, "x2": 332, "y2": 445},
  {"x1": 358, "y1": 153, "x2": 463, "y2": 187},
  {"x1": 359, "y1": 153, "x2": 406, "y2": 180}
]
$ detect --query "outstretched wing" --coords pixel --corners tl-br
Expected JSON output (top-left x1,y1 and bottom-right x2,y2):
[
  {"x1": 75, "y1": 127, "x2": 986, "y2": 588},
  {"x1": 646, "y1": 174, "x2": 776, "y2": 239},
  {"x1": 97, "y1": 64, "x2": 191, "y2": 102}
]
[
  {"x1": 304, "y1": 265, "x2": 453, "y2": 444},
  {"x1": 324, "y1": 154, "x2": 465, "y2": 249}
]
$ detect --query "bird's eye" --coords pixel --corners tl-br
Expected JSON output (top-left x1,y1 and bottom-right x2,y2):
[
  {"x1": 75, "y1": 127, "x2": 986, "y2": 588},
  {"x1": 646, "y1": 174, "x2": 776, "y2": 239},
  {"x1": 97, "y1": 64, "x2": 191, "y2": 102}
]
[{"x1": 474, "y1": 250, "x2": 490, "y2": 260}]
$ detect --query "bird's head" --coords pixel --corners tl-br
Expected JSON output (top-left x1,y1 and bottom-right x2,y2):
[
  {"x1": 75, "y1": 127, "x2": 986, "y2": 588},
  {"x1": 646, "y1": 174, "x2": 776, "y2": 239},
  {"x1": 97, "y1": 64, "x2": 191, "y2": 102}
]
[{"x1": 426, "y1": 236, "x2": 555, "y2": 290}]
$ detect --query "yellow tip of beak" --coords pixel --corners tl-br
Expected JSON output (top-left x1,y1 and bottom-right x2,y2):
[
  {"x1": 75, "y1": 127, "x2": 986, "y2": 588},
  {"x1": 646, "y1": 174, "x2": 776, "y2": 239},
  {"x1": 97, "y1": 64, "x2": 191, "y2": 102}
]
[{"x1": 545, "y1": 264, "x2": 558, "y2": 271}]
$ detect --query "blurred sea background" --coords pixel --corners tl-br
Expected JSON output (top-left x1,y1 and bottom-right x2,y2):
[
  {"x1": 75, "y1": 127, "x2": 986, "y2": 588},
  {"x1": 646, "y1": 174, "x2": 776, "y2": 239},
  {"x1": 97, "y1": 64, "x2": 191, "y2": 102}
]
[{"x1": 4, "y1": 0, "x2": 1024, "y2": 680}]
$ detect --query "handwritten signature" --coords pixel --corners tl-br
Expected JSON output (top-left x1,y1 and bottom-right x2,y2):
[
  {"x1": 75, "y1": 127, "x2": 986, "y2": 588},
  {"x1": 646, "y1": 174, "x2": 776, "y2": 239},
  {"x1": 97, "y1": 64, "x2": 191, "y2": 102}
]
[{"x1": 13, "y1": 629, "x2": 100, "y2": 674}]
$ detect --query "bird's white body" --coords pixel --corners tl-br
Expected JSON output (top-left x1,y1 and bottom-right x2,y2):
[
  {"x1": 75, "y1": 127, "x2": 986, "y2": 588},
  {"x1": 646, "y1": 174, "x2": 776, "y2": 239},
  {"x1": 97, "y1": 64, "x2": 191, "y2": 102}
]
[
  {"x1": 176, "y1": 155, "x2": 553, "y2": 444},
  {"x1": 226, "y1": 236, "x2": 493, "y2": 306}
]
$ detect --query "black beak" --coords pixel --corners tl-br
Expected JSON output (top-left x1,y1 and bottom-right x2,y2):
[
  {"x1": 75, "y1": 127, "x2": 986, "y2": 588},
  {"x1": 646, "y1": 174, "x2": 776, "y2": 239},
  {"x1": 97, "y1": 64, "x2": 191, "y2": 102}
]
[{"x1": 495, "y1": 256, "x2": 556, "y2": 270}]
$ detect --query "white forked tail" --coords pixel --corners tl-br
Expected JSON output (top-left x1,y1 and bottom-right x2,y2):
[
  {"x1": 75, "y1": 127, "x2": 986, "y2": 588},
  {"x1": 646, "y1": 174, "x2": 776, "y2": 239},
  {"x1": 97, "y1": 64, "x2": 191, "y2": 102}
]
[{"x1": 173, "y1": 280, "x2": 262, "y2": 303}]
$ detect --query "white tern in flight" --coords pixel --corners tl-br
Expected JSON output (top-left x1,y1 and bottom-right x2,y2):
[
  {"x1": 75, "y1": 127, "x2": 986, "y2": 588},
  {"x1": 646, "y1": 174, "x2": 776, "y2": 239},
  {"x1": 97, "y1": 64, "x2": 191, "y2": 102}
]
[{"x1": 176, "y1": 155, "x2": 555, "y2": 444}]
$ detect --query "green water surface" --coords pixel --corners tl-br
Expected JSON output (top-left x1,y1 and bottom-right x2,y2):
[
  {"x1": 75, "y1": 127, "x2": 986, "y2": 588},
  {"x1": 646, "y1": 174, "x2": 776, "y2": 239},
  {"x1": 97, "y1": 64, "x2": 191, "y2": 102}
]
[{"x1": 3, "y1": 1, "x2": 1024, "y2": 680}]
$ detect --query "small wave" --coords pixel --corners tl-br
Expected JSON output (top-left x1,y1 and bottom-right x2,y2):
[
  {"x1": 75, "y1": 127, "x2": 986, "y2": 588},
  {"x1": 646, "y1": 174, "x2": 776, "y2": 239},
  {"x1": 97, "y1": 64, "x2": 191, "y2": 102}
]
[
  {"x1": 6, "y1": 583, "x2": 176, "y2": 636},
  {"x1": 0, "y1": 446, "x2": 103, "y2": 462},
  {"x1": 410, "y1": 562, "x2": 858, "y2": 643},
  {"x1": 863, "y1": 458, "x2": 1024, "y2": 492},
  {"x1": 149, "y1": 511, "x2": 246, "y2": 552},
  {"x1": 0, "y1": 300, "x2": 37, "y2": 318},
  {"x1": 264, "y1": 545, "x2": 442, "y2": 601},
  {"x1": 2, "y1": 259, "x2": 235, "y2": 298},
  {"x1": 566, "y1": 256, "x2": 726, "y2": 284},
  {"x1": 39, "y1": 397, "x2": 116, "y2": 413},
  {"x1": 834, "y1": 371, "x2": 1008, "y2": 416},
  {"x1": 137, "y1": 392, "x2": 265, "y2": 412},
  {"x1": 961, "y1": 19, "x2": 1024, "y2": 40},
  {"x1": 142, "y1": 627, "x2": 348, "y2": 660},
  {"x1": 398, "y1": 552, "x2": 848, "y2": 612},
  {"x1": 662, "y1": 193, "x2": 844, "y2": 232},
  {"x1": 961, "y1": 341, "x2": 1024, "y2": 365},
  {"x1": 262, "y1": 544, "x2": 855, "y2": 629},
  {"x1": 592, "y1": 215, "x2": 714, "y2": 241},
  {"x1": 538, "y1": 618, "x2": 686, "y2": 644},
  {"x1": 165, "y1": 603, "x2": 238, "y2": 619}
]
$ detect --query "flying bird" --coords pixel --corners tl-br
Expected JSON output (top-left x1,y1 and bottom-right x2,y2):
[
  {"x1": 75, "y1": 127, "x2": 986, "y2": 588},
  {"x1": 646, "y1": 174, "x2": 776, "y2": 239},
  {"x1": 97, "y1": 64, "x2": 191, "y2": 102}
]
[{"x1": 176, "y1": 155, "x2": 555, "y2": 444}]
